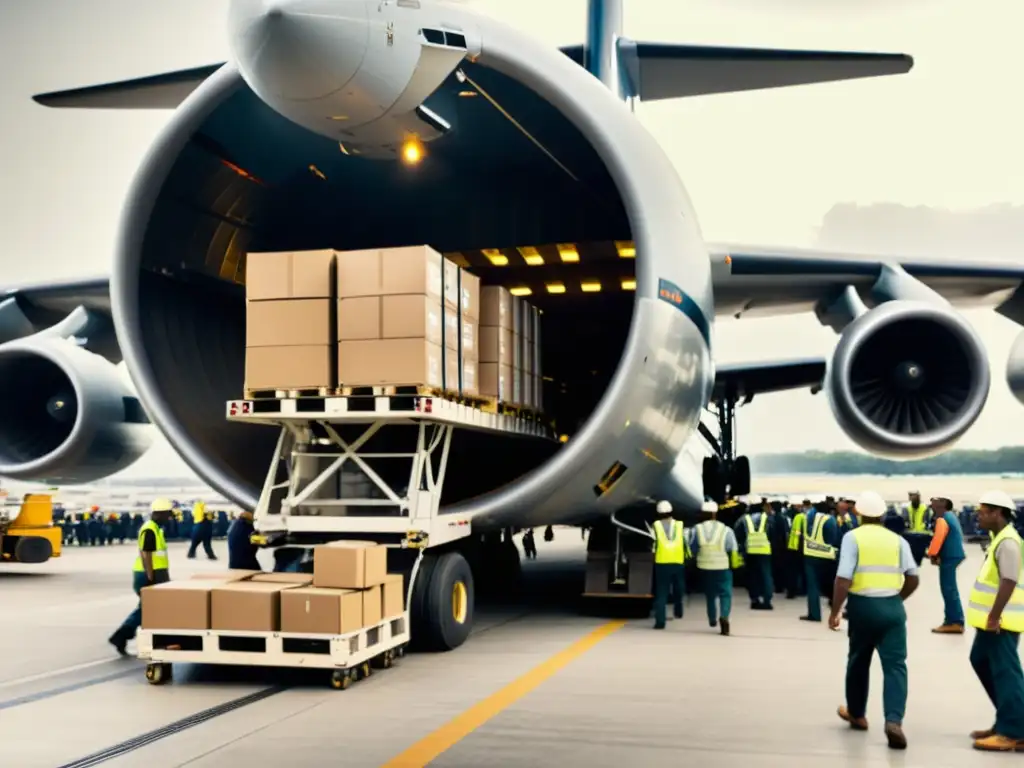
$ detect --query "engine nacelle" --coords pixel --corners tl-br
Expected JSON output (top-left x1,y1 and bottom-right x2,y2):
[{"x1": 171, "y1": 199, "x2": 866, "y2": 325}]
[
  {"x1": 1006, "y1": 329, "x2": 1024, "y2": 408},
  {"x1": 0, "y1": 338, "x2": 153, "y2": 483},
  {"x1": 228, "y1": 0, "x2": 476, "y2": 157},
  {"x1": 824, "y1": 300, "x2": 989, "y2": 459}
]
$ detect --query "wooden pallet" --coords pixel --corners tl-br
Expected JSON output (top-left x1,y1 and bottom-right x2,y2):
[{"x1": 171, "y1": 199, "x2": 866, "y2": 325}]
[
  {"x1": 336, "y1": 384, "x2": 446, "y2": 398},
  {"x1": 244, "y1": 387, "x2": 333, "y2": 400}
]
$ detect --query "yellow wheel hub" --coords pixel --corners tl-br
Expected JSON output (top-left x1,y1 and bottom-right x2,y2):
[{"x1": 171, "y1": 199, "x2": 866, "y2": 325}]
[{"x1": 451, "y1": 580, "x2": 468, "y2": 624}]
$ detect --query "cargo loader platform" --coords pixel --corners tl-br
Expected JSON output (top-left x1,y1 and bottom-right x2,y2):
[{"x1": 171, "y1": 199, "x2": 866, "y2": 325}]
[{"x1": 137, "y1": 613, "x2": 410, "y2": 689}]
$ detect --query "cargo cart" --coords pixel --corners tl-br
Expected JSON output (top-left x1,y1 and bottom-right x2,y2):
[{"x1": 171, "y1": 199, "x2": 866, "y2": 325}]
[
  {"x1": 226, "y1": 389, "x2": 555, "y2": 650},
  {"x1": 136, "y1": 552, "x2": 424, "y2": 689}
]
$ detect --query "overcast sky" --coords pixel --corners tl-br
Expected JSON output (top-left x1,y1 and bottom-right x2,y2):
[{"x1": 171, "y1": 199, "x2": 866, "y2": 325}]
[{"x1": 1, "y1": 0, "x2": 1022, "y2": 480}]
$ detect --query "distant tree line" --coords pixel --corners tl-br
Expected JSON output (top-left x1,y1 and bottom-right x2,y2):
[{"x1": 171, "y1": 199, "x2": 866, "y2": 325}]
[{"x1": 751, "y1": 448, "x2": 1024, "y2": 475}]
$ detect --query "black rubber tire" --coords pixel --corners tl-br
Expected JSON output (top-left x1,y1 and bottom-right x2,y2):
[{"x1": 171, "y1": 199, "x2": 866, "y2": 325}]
[
  {"x1": 731, "y1": 456, "x2": 751, "y2": 497},
  {"x1": 409, "y1": 553, "x2": 439, "y2": 652},
  {"x1": 418, "y1": 551, "x2": 475, "y2": 652},
  {"x1": 13, "y1": 536, "x2": 52, "y2": 564},
  {"x1": 703, "y1": 458, "x2": 726, "y2": 503}
]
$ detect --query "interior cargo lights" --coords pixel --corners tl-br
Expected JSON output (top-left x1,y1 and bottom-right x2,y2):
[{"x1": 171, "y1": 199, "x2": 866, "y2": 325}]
[
  {"x1": 482, "y1": 249, "x2": 508, "y2": 266},
  {"x1": 615, "y1": 241, "x2": 636, "y2": 258},
  {"x1": 556, "y1": 244, "x2": 579, "y2": 263},
  {"x1": 580, "y1": 281, "x2": 601, "y2": 293},
  {"x1": 509, "y1": 286, "x2": 532, "y2": 296},
  {"x1": 621, "y1": 278, "x2": 636, "y2": 291},
  {"x1": 545, "y1": 282, "x2": 566, "y2": 294},
  {"x1": 517, "y1": 246, "x2": 544, "y2": 266}
]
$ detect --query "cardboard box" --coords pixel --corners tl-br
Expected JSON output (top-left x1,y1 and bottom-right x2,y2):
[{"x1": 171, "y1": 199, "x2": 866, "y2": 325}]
[
  {"x1": 190, "y1": 570, "x2": 260, "y2": 582},
  {"x1": 463, "y1": 358, "x2": 478, "y2": 396},
  {"x1": 246, "y1": 345, "x2": 334, "y2": 391},
  {"x1": 443, "y1": 309, "x2": 458, "y2": 352},
  {"x1": 337, "y1": 249, "x2": 384, "y2": 298},
  {"x1": 525, "y1": 340, "x2": 534, "y2": 376},
  {"x1": 511, "y1": 332, "x2": 523, "y2": 371},
  {"x1": 460, "y1": 270, "x2": 481, "y2": 321},
  {"x1": 461, "y1": 319, "x2": 476, "y2": 357},
  {"x1": 511, "y1": 296, "x2": 525, "y2": 339},
  {"x1": 338, "y1": 339, "x2": 442, "y2": 388},
  {"x1": 383, "y1": 295, "x2": 442, "y2": 345},
  {"x1": 338, "y1": 297, "x2": 381, "y2": 341},
  {"x1": 281, "y1": 587, "x2": 364, "y2": 635},
  {"x1": 521, "y1": 372, "x2": 533, "y2": 409},
  {"x1": 250, "y1": 573, "x2": 313, "y2": 586},
  {"x1": 313, "y1": 541, "x2": 388, "y2": 589},
  {"x1": 362, "y1": 584, "x2": 383, "y2": 627},
  {"x1": 443, "y1": 258, "x2": 459, "y2": 309},
  {"x1": 381, "y1": 246, "x2": 442, "y2": 297},
  {"x1": 480, "y1": 286, "x2": 512, "y2": 329},
  {"x1": 211, "y1": 581, "x2": 298, "y2": 632},
  {"x1": 444, "y1": 350, "x2": 458, "y2": 392},
  {"x1": 246, "y1": 299, "x2": 333, "y2": 347},
  {"x1": 479, "y1": 326, "x2": 512, "y2": 365},
  {"x1": 479, "y1": 363, "x2": 512, "y2": 402},
  {"x1": 247, "y1": 250, "x2": 337, "y2": 300},
  {"x1": 511, "y1": 367, "x2": 523, "y2": 406},
  {"x1": 141, "y1": 580, "x2": 219, "y2": 630},
  {"x1": 382, "y1": 574, "x2": 404, "y2": 619}
]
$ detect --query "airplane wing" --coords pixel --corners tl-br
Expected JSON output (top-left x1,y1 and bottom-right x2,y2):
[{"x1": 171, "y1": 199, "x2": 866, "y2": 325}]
[
  {"x1": 1, "y1": 276, "x2": 111, "y2": 345},
  {"x1": 713, "y1": 357, "x2": 825, "y2": 403},
  {"x1": 710, "y1": 244, "x2": 1024, "y2": 326},
  {"x1": 32, "y1": 65, "x2": 225, "y2": 109}
]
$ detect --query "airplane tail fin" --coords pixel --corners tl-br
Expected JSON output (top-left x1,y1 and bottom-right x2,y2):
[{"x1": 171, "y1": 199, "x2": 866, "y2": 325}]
[{"x1": 616, "y1": 41, "x2": 912, "y2": 101}]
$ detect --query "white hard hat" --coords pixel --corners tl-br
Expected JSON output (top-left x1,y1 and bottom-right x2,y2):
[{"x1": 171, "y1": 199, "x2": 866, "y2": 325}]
[
  {"x1": 701, "y1": 500, "x2": 718, "y2": 513},
  {"x1": 151, "y1": 498, "x2": 173, "y2": 513},
  {"x1": 854, "y1": 491, "x2": 886, "y2": 519},
  {"x1": 979, "y1": 490, "x2": 1017, "y2": 513},
  {"x1": 656, "y1": 500, "x2": 672, "y2": 514}
]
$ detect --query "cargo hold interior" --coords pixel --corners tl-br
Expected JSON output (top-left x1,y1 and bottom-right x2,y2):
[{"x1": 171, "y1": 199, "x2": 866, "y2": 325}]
[{"x1": 132, "y1": 60, "x2": 636, "y2": 509}]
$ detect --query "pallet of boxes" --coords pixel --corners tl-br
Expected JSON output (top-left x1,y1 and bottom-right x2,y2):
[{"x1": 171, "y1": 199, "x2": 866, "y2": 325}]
[
  {"x1": 242, "y1": 244, "x2": 540, "y2": 412},
  {"x1": 134, "y1": 542, "x2": 407, "y2": 689}
]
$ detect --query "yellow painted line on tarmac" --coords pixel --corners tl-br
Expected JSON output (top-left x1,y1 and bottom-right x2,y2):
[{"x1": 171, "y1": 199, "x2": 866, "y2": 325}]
[{"x1": 380, "y1": 620, "x2": 626, "y2": 768}]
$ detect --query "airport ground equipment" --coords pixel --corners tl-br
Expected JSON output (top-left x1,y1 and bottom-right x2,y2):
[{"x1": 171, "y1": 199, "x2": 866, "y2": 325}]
[
  {"x1": 136, "y1": 562, "x2": 417, "y2": 688},
  {"x1": 225, "y1": 390, "x2": 555, "y2": 647},
  {"x1": 0, "y1": 493, "x2": 61, "y2": 564}
]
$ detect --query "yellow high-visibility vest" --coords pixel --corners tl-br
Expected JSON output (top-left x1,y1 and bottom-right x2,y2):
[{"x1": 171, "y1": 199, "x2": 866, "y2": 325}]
[
  {"x1": 967, "y1": 525, "x2": 1024, "y2": 633},
  {"x1": 653, "y1": 519, "x2": 685, "y2": 565},
  {"x1": 133, "y1": 520, "x2": 169, "y2": 573},
  {"x1": 803, "y1": 512, "x2": 836, "y2": 561},
  {"x1": 788, "y1": 512, "x2": 805, "y2": 551},
  {"x1": 906, "y1": 503, "x2": 929, "y2": 533},
  {"x1": 744, "y1": 513, "x2": 771, "y2": 555},
  {"x1": 849, "y1": 525, "x2": 904, "y2": 597},
  {"x1": 696, "y1": 521, "x2": 729, "y2": 570}
]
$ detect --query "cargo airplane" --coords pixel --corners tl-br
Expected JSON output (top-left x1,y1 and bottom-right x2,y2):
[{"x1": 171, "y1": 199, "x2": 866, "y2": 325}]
[{"x1": 6, "y1": 0, "x2": 1024, "y2": 645}]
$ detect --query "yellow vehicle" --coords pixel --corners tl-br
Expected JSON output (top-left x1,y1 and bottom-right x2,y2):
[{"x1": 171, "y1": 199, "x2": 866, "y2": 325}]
[{"x1": 0, "y1": 493, "x2": 62, "y2": 564}]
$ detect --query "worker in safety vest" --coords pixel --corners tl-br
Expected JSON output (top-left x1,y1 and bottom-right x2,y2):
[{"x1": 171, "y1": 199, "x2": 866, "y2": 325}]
[
  {"x1": 651, "y1": 500, "x2": 687, "y2": 630},
  {"x1": 925, "y1": 496, "x2": 966, "y2": 634},
  {"x1": 187, "y1": 500, "x2": 217, "y2": 560},
  {"x1": 903, "y1": 490, "x2": 932, "y2": 534},
  {"x1": 735, "y1": 501, "x2": 775, "y2": 610},
  {"x1": 108, "y1": 498, "x2": 174, "y2": 655},
  {"x1": 801, "y1": 499, "x2": 841, "y2": 622},
  {"x1": 689, "y1": 500, "x2": 740, "y2": 635},
  {"x1": 830, "y1": 491, "x2": 919, "y2": 751},
  {"x1": 966, "y1": 490, "x2": 1024, "y2": 752},
  {"x1": 786, "y1": 499, "x2": 810, "y2": 598}
]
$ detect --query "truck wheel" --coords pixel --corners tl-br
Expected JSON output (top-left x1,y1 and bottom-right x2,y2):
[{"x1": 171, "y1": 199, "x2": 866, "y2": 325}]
[
  {"x1": 13, "y1": 537, "x2": 52, "y2": 564},
  {"x1": 413, "y1": 551, "x2": 474, "y2": 652}
]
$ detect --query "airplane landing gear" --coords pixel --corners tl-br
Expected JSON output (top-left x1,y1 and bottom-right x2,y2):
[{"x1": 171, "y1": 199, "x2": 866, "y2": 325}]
[{"x1": 699, "y1": 392, "x2": 751, "y2": 503}]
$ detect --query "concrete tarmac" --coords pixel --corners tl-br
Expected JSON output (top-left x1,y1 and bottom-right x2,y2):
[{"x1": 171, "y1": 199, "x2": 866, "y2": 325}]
[{"x1": 0, "y1": 535, "x2": 1013, "y2": 766}]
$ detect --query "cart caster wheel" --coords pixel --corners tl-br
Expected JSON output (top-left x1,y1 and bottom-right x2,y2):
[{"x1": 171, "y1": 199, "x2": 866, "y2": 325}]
[
  {"x1": 395, "y1": 645, "x2": 406, "y2": 659},
  {"x1": 360, "y1": 662, "x2": 372, "y2": 679},
  {"x1": 382, "y1": 650, "x2": 394, "y2": 669},
  {"x1": 145, "y1": 663, "x2": 170, "y2": 686},
  {"x1": 330, "y1": 670, "x2": 352, "y2": 690}
]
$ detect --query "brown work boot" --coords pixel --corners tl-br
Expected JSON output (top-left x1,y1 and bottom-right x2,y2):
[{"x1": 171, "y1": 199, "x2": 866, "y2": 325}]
[
  {"x1": 837, "y1": 706, "x2": 868, "y2": 731},
  {"x1": 932, "y1": 624, "x2": 965, "y2": 634},
  {"x1": 970, "y1": 727, "x2": 996, "y2": 740},
  {"x1": 720, "y1": 618, "x2": 730, "y2": 636},
  {"x1": 885, "y1": 722, "x2": 907, "y2": 750},
  {"x1": 973, "y1": 734, "x2": 1024, "y2": 751}
]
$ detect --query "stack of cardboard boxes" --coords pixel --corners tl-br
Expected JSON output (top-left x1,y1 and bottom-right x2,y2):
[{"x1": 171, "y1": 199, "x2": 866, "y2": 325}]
[
  {"x1": 244, "y1": 246, "x2": 480, "y2": 397},
  {"x1": 478, "y1": 287, "x2": 543, "y2": 411},
  {"x1": 140, "y1": 542, "x2": 404, "y2": 635}
]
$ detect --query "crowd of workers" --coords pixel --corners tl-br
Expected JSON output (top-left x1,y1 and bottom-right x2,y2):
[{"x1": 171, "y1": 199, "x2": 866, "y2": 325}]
[
  {"x1": 54, "y1": 502, "x2": 236, "y2": 555},
  {"x1": 649, "y1": 489, "x2": 1024, "y2": 753}
]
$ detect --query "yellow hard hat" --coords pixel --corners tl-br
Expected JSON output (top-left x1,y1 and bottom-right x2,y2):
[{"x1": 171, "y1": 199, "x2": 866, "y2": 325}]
[{"x1": 151, "y1": 498, "x2": 173, "y2": 512}]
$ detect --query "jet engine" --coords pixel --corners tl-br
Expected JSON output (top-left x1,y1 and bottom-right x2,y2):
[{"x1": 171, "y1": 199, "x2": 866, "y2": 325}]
[
  {"x1": 0, "y1": 338, "x2": 153, "y2": 483},
  {"x1": 824, "y1": 300, "x2": 990, "y2": 459}
]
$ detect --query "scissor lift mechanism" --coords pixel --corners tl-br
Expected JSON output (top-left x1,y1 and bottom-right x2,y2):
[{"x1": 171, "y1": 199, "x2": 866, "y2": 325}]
[{"x1": 226, "y1": 394, "x2": 555, "y2": 549}]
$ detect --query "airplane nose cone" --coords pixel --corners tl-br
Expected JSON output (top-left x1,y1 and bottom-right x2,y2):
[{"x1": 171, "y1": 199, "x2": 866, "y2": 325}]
[{"x1": 228, "y1": 0, "x2": 370, "y2": 102}]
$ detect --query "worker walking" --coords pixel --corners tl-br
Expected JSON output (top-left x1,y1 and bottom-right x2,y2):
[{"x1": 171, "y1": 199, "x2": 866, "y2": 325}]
[
  {"x1": 735, "y1": 501, "x2": 774, "y2": 610},
  {"x1": 786, "y1": 500, "x2": 809, "y2": 598},
  {"x1": 227, "y1": 510, "x2": 261, "y2": 571},
  {"x1": 801, "y1": 500, "x2": 841, "y2": 622},
  {"x1": 108, "y1": 499, "x2": 174, "y2": 655},
  {"x1": 830, "y1": 491, "x2": 919, "y2": 751},
  {"x1": 689, "y1": 500, "x2": 739, "y2": 635},
  {"x1": 925, "y1": 496, "x2": 966, "y2": 634},
  {"x1": 651, "y1": 500, "x2": 687, "y2": 630},
  {"x1": 965, "y1": 490, "x2": 1024, "y2": 752},
  {"x1": 903, "y1": 490, "x2": 932, "y2": 534},
  {"x1": 187, "y1": 501, "x2": 217, "y2": 560}
]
